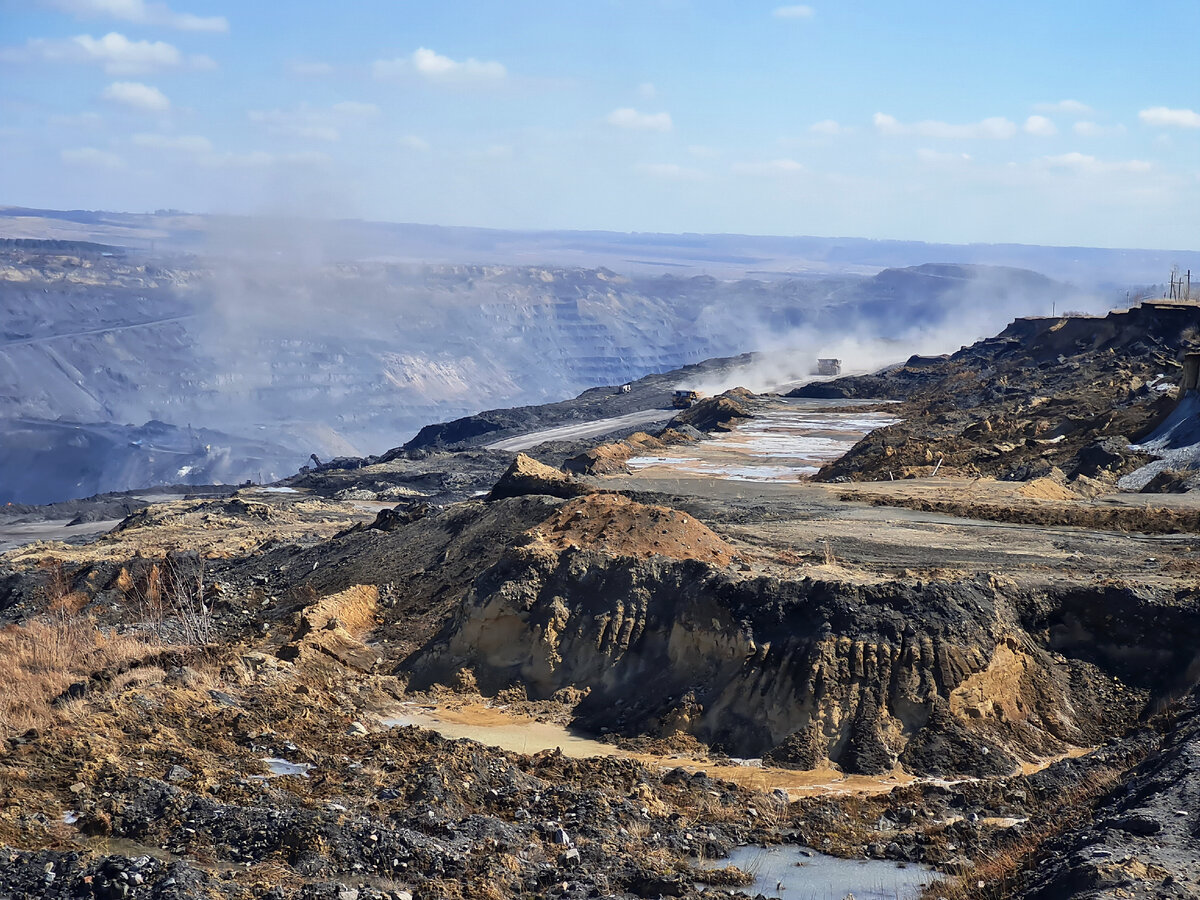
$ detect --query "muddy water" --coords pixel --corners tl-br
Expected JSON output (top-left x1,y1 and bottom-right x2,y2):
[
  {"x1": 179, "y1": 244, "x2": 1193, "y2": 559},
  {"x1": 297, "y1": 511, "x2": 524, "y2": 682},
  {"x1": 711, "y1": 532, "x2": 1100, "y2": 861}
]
[
  {"x1": 628, "y1": 399, "x2": 900, "y2": 483},
  {"x1": 703, "y1": 844, "x2": 935, "y2": 900},
  {"x1": 384, "y1": 704, "x2": 616, "y2": 756},
  {"x1": 384, "y1": 703, "x2": 1089, "y2": 804},
  {"x1": 382, "y1": 704, "x2": 915, "y2": 798}
]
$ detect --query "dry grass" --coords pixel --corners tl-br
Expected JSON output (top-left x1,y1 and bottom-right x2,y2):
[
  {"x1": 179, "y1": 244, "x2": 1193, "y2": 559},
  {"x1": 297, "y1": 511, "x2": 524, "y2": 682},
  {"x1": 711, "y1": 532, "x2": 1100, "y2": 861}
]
[
  {"x1": 690, "y1": 864, "x2": 755, "y2": 887},
  {"x1": 0, "y1": 617, "x2": 159, "y2": 738},
  {"x1": 920, "y1": 765, "x2": 1125, "y2": 899}
]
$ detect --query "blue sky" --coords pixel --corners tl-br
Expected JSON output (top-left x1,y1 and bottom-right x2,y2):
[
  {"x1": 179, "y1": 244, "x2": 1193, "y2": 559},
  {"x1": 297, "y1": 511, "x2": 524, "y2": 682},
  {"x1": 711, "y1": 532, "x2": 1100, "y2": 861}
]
[{"x1": 1, "y1": 0, "x2": 1198, "y2": 248}]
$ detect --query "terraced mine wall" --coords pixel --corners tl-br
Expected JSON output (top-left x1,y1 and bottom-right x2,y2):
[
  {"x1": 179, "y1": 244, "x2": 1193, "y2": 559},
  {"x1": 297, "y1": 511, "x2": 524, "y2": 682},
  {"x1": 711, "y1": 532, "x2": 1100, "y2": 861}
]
[{"x1": 2, "y1": 246, "x2": 1095, "y2": 502}]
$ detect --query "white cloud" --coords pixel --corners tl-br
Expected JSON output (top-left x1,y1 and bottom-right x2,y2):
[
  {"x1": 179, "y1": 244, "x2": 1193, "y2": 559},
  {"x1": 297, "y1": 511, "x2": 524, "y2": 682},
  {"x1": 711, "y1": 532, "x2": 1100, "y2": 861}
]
[
  {"x1": 916, "y1": 147, "x2": 972, "y2": 163},
  {"x1": 606, "y1": 107, "x2": 673, "y2": 132},
  {"x1": 43, "y1": 0, "x2": 229, "y2": 32},
  {"x1": 636, "y1": 82, "x2": 656, "y2": 99},
  {"x1": 1033, "y1": 99, "x2": 1092, "y2": 116},
  {"x1": 687, "y1": 145, "x2": 720, "y2": 158},
  {"x1": 809, "y1": 119, "x2": 843, "y2": 135},
  {"x1": 60, "y1": 146, "x2": 122, "y2": 167},
  {"x1": 874, "y1": 112, "x2": 1017, "y2": 139},
  {"x1": 101, "y1": 80, "x2": 169, "y2": 112},
  {"x1": 288, "y1": 61, "x2": 334, "y2": 77},
  {"x1": 131, "y1": 132, "x2": 211, "y2": 153},
  {"x1": 636, "y1": 162, "x2": 705, "y2": 180},
  {"x1": 773, "y1": 5, "x2": 815, "y2": 18},
  {"x1": 398, "y1": 135, "x2": 430, "y2": 152},
  {"x1": 1023, "y1": 115, "x2": 1057, "y2": 136},
  {"x1": 732, "y1": 158, "x2": 805, "y2": 176},
  {"x1": 1040, "y1": 152, "x2": 1152, "y2": 174},
  {"x1": 1073, "y1": 120, "x2": 1125, "y2": 137},
  {"x1": 373, "y1": 47, "x2": 506, "y2": 83},
  {"x1": 4, "y1": 31, "x2": 212, "y2": 74},
  {"x1": 1139, "y1": 106, "x2": 1200, "y2": 129}
]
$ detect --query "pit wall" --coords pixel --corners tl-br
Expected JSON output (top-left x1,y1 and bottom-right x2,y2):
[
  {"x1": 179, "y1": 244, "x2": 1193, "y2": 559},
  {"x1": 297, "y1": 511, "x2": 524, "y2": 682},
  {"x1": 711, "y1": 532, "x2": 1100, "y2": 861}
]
[{"x1": 407, "y1": 547, "x2": 1151, "y2": 777}]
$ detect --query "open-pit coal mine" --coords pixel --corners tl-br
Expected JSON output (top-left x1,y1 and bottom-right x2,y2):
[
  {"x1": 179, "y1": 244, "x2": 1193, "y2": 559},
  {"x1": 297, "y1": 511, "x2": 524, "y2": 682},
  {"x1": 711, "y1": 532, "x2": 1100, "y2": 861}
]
[{"x1": 5, "y1": 231, "x2": 1200, "y2": 900}]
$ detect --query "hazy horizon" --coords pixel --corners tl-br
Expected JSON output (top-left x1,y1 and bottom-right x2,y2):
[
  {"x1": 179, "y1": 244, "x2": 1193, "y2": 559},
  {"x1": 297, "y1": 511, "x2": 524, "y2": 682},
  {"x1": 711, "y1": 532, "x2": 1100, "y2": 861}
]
[{"x1": 2, "y1": 1, "x2": 1198, "y2": 250}]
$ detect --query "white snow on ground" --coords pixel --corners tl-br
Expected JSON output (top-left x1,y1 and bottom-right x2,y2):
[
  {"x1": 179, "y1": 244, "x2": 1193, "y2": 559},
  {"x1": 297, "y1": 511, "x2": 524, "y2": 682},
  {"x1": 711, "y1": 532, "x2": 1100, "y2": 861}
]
[{"x1": 1120, "y1": 392, "x2": 1200, "y2": 490}]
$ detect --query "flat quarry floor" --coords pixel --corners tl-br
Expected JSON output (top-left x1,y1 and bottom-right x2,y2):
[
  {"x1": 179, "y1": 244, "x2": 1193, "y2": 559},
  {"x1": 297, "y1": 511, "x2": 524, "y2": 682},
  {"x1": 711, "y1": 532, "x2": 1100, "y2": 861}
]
[
  {"x1": 629, "y1": 398, "x2": 899, "y2": 482},
  {"x1": 593, "y1": 401, "x2": 1200, "y2": 585}
]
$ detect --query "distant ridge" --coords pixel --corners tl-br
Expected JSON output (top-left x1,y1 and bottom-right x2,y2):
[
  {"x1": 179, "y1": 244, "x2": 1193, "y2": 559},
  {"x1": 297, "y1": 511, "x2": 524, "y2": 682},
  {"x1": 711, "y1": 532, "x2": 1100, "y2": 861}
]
[{"x1": 0, "y1": 238, "x2": 124, "y2": 254}]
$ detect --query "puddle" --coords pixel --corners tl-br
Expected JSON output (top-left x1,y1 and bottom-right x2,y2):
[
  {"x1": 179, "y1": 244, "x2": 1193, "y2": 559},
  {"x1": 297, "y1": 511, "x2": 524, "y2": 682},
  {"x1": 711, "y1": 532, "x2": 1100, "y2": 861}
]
[
  {"x1": 384, "y1": 703, "x2": 1086, "y2": 803},
  {"x1": 383, "y1": 704, "x2": 916, "y2": 797},
  {"x1": 383, "y1": 705, "x2": 616, "y2": 757},
  {"x1": 254, "y1": 757, "x2": 312, "y2": 778},
  {"x1": 700, "y1": 844, "x2": 935, "y2": 900}
]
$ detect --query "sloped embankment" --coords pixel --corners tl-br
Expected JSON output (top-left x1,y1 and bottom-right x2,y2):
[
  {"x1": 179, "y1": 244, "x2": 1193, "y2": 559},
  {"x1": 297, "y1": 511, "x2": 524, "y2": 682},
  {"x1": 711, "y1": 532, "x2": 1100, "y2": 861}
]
[
  {"x1": 794, "y1": 304, "x2": 1198, "y2": 485},
  {"x1": 404, "y1": 495, "x2": 1169, "y2": 778}
]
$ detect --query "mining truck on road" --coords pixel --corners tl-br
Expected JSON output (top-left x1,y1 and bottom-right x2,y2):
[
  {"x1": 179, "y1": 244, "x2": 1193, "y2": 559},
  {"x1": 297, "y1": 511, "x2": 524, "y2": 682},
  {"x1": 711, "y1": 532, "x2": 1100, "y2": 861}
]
[{"x1": 672, "y1": 389, "x2": 701, "y2": 409}]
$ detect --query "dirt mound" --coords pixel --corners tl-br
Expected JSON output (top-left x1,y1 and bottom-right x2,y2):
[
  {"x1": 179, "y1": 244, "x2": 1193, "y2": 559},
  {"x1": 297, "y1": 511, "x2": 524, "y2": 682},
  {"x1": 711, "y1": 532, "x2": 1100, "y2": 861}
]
[
  {"x1": 112, "y1": 497, "x2": 275, "y2": 533},
  {"x1": 1017, "y1": 476, "x2": 1077, "y2": 501},
  {"x1": 797, "y1": 304, "x2": 1200, "y2": 486},
  {"x1": 841, "y1": 490, "x2": 1200, "y2": 534},
  {"x1": 563, "y1": 441, "x2": 636, "y2": 476},
  {"x1": 530, "y1": 493, "x2": 737, "y2": 566},
  {"x1": 487, "y1": 453, "x2": 594, "y2": 501},
  {"x1": 277, "y1": 584, "x2": 382, "y2": 672},
  {"x1": 670, "y1": 392, "x2": 753, "y2": 432},
  {"x1": 563, "y1": 429, "x2": 697, "y2": 476},
  {"x1": 1140, "y1": 468, "x2": 1196, "y2": 493}
]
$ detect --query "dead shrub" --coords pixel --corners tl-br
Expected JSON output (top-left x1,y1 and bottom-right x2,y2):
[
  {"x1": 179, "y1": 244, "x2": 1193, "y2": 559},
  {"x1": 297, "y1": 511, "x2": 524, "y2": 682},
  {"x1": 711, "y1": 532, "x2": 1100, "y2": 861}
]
[{"x1": 121, "y1": 550, "x2": 213, "y2": 646}]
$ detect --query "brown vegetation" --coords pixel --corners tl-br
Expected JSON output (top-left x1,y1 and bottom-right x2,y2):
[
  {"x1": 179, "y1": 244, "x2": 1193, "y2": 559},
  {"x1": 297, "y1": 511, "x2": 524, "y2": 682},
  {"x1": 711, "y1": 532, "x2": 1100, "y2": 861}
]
[
  {"x1": 0, "y1": 617, "x2": 157, "y2": 738},
  {"x1": 920, "y1": 765, "x2": 1125, "y2": 900}
]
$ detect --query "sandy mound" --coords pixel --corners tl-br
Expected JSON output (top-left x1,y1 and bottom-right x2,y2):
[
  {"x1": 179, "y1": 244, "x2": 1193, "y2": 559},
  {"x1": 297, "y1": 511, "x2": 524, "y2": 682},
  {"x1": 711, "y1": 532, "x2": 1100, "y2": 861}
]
[
  {"x1": 1017, "y1": 477, "x2": 1077, "y2": 501},
  {"x1": 529, "y1": 494, "x2": 736, "y2": 565},
  {"x1": 278, "y1": 584, "x2": 382, "y2": 672},
  {"x1": 487, "y1": 453, "x2": 594, "y2": 500}
]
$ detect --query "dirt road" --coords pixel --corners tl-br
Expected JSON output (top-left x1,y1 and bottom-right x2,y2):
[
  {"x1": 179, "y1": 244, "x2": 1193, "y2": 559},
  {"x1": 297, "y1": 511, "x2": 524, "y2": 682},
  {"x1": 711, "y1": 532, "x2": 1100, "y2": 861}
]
[{"x1": 485, "y1": 407, "x2": 676, "y2": 451}]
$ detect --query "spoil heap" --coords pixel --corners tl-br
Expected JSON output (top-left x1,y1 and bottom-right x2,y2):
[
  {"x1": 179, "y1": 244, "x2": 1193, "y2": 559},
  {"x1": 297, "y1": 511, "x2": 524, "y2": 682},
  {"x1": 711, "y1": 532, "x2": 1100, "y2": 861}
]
[{"x1": 795, "y1": 304, "x2": 1196, "y2": 487}]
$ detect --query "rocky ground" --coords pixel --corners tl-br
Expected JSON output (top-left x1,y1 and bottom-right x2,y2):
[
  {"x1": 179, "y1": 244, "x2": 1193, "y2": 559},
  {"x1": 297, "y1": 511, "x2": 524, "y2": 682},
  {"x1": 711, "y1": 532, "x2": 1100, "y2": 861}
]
[
  {"x1": 5, "y1": 303, "x2": 1200, "y2": 898},
  {"x1": 794, "y1": 304, "x2": 1198, "y2": 492}
]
